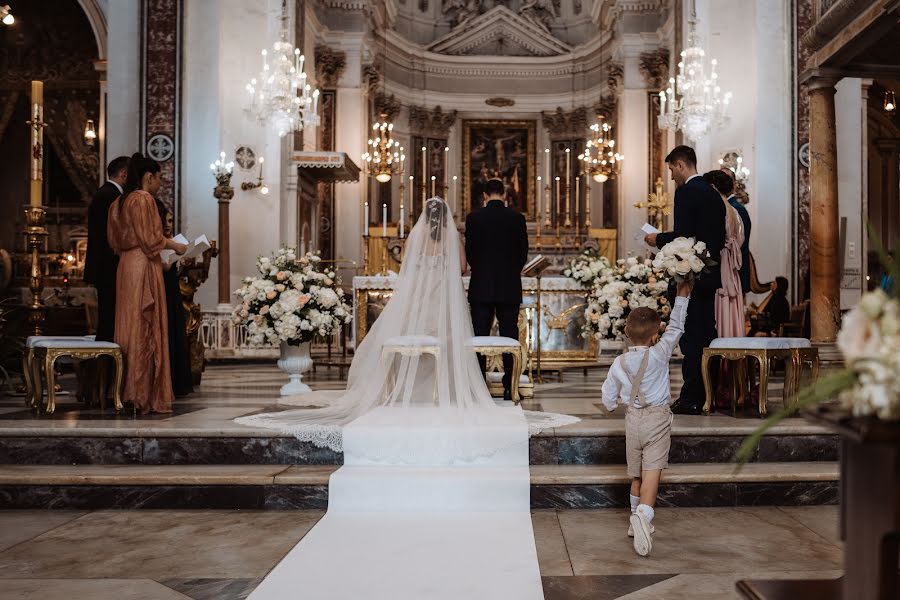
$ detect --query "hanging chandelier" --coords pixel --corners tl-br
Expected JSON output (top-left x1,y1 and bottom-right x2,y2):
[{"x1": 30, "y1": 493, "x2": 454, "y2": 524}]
[
  {"x1": 657, "y1": 12, "x2": 732, "y2": 141},
  {"x1": 579, "y1": 114, "x2": 623, "y2": 183},
  {"x1": 362, "y1": 114, "x2": 404, "y2": 183},
  {"x1": 243, "y1": 2, "x2": 319, "y2": 137}
]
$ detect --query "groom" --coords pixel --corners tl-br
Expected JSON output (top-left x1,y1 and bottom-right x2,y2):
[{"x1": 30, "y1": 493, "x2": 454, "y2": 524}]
[
  {"x1": 644, "y1": 145, "x2": 725, "y2": 415},
  {"x1": 465, "y1": 178, "x2": 530, "y2": 400}
]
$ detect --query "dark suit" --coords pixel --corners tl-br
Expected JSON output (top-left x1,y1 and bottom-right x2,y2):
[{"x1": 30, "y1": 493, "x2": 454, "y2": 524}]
[
  {"x1": 83, "y1": 181, "x2": 121, "y2": 342},
  {"x1": 465, "y1": 200, "x2": 529, "y2": 393},
  {"x1": 656, "y1": 175, "x2": 726, "y2": 408},
  {"x1": 728, "y1": 195, "x2": 751, "y2": 294}
]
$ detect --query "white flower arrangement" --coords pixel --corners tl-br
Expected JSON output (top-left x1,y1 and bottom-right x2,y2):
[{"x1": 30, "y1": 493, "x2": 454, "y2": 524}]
[
  {"x1": 565, "y1": 252, "x2": 671, "y2": 341},
  {"x1": 232, "y1": 246, "x2": 352, "y2": 346},
  {"x1": 651, "y1": 237, "x2": 716, "y2": 284}
]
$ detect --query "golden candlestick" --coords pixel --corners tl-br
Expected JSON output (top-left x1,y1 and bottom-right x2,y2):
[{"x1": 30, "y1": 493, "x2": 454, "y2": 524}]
[
  {"x1": 585, "y1": 181, "x2": 592, "y2": 228},
  {"x1": 543, "y1": 183, "x2": 551, "y2": 228},
  {"x1": 25, "y1": 80, "x2": 47, "y2": 335},
  {"x1": 634, "y1": 177, "x2": 672, "y2": 231},
  {"x1": 563, "y1": 148, "x2": 572, "y2": 227}
]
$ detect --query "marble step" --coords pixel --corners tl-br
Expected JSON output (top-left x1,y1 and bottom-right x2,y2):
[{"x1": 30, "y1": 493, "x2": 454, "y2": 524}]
[{"x1": 0, "y1": 463, "x2": 839, "y2": 510}]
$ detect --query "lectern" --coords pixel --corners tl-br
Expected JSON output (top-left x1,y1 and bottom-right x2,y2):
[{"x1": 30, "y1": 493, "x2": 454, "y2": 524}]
[{"x1": 522, "y1": 254, "x2": 550, "y2": 382}]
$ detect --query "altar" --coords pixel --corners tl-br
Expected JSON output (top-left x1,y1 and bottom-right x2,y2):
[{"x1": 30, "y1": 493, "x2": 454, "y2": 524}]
[{"x1": 353, "y1": 275, "x2": 597, "y2": 367}]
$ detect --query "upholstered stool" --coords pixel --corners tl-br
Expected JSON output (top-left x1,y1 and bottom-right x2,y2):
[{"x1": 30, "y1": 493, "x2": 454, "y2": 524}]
[
  {"x1": 380, "y1": 335, "x2": 442, "y2": 402},
  {"x1": 467, "y1": 336, "x2": 524, "y2": 404},
  {"x1": 702, "y1": 338, "x2": 796, "y2": 417},
  {"x1": 26, "y1": 337, "x2": 123, "y2": 414}
]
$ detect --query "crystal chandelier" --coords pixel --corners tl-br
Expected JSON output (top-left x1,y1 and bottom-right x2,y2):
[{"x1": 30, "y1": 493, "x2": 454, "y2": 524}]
[
  {"x1": 579, "y1": 115, "x2": 623, "y2": 183},
  {"x1": 362, "y1": 114, "x2": 405, "y2": 183},
  {"x1": 243, "y1": 3, "x2": 319, "y2": 137},
  {"x1": 657, "y1": 15, "x2": 732, "y2": 141}
]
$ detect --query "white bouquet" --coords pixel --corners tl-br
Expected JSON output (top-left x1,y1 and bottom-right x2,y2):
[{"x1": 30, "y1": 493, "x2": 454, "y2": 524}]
[
  {"x1": 581, "y1": 257, "x2": 671, "y2": 341},
  {"x1": 232, "y1": 246, "x2": 352, "y2": 346},
  {"x1": 651, "y1": 237, "x2": 716, "y2": 284},
  {"x1": 563, "y1": 250, "x2": 612, "y2": 287}
]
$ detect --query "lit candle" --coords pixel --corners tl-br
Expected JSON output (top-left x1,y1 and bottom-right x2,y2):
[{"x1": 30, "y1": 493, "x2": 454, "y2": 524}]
[
  {"x1": 443, "y1": 146, "x2": 449, "y2": 193},
  {"x1": 421, "y1": 146, "x2": 427, "y2": 208},
  {"x1": 659, "y1": 90, "x2": 666, "y2": 117},
  {"x1": 431, "y1": 175, "x2": 436, "y2": 197},
  {"x1": 409, "y1": 175, "x2": 414, "y2": 214},
  {"x1": 364, "y1": 201, "x2": 369, "y2": 236},
  {"x1": 451, "y1": 175, "x2": 457, "y2": 214},
  {"x1": 544, "y1": 148, "x2": 550, "y2": 184},
  {"x1": 536, "y1": 176, "x2": 542, "y2": 236},
  {"x1": 382, "y1": 203, "x2": 387, "y2": 236},
  {"x1": 555, "y1": 176, "x2": 561, "y2": 223},
  {"x1": 30, "y1": 80, "x2": 43, "y2": 208},
  {"x1": 400, "y1": 204, "x2": 405, "y2": 238},
  {"x1": 575, "y1": 173, "x2": 580, "y2": 230}
]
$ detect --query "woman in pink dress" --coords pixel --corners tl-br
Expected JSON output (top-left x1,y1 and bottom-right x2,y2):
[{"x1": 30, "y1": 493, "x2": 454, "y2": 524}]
[{"x1": 704, "y1": 170, "x2": 744, "y2": 338}]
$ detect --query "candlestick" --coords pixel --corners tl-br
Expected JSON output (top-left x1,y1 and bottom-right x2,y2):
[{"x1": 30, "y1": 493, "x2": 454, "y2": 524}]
[
  {"x1": 400, "y1": 204, "x2": 405, "y2": 238},
  {"x1": 382, "y1": 203, "x2": 387, "y2": 236},
  {"x1": 443, "y1": 146, "x2": 449, "y2": 195},
  {"x1": 536, "y1": 175, "x2": 542, "y2": 238},
  {"x1": 585, "y1": 180, "x2": 592, "y2": 228},
  {"x1": 364, "y1": 201, "x2": 369, "y2": 236},
  {"x1": 564, "y1": 148, "x2": 571, "y2": 227},
  {"x1": 408, "y1": 175, "x2": 414, "y2": 220},
  {"x1": 574, "y1": 173, "x2": 580, "y2": 235},
  {"x1": 29, "y1": 81, "x2": 44, "y2": 208}
]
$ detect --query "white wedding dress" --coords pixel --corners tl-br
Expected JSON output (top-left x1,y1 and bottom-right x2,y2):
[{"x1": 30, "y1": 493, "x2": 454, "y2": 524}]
[{"x1": 237, "y1": 198, "x2": 578, "y2": 599}]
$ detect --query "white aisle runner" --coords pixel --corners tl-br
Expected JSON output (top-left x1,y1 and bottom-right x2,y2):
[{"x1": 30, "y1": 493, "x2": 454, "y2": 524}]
[{"x1": 248, "y1": 406, "x2": 544, "y2": 599}]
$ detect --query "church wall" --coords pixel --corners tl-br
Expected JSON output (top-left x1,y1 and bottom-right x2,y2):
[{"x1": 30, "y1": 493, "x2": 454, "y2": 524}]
[{"x1": 106, "y1": 0, "x2": 141, "y2": 161}]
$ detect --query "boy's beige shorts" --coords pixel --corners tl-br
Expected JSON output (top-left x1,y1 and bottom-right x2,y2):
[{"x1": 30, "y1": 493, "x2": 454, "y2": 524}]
[{"x1": 625, "y1": 404, "x2": 674, "y2": 478}]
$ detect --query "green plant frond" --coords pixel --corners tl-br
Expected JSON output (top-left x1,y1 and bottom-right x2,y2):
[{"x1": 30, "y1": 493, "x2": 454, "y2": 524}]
[{"x1": 733, "y1": 368, "x2": 857, "y2": 468}]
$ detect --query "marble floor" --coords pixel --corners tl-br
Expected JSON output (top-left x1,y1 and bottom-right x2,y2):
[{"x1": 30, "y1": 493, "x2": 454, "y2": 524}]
[
  {"x1": 0, "y1": 362, "x2": 832, "y2": 437},
  {"x1": 0, "y1": 506, "x2": 842, "y2": 599}
]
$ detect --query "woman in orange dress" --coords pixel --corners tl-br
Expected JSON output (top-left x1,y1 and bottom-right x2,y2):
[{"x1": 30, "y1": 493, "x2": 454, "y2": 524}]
[{"x1": 108, "y1": 153, "x2": 187, "y2": 414}]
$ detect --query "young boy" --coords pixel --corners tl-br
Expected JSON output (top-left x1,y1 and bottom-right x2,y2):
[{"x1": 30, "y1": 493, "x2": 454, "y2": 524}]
[{"x1": 601, "y1": 279, "x2": 692, "y2": 557}]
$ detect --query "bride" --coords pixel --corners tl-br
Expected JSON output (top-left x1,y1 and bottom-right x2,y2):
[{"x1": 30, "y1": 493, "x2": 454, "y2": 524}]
[{"x1": 236, "y1": 197, "x2": 577, "y2": 460}]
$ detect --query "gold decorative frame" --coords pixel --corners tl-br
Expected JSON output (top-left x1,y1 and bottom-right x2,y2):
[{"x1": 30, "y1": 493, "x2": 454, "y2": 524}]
[{"x1": 462, "y1": 119, "x2": 536, "y2": 219}]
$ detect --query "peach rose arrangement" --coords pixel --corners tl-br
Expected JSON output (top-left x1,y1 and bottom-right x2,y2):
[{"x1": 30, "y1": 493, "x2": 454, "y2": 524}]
[{"x1": 233, "y1": 246, "x2": 352, "y2": 346}]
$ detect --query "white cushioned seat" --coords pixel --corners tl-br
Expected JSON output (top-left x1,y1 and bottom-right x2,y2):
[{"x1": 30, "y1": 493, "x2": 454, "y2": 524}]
[
  {"x1": 30, "y1": 340, "x2": 120, "y2": 349},
  {"x1": 710, "y1": 337, "x2": 798, "y2": 350},
  {"x1": 26, "y1": 335, "x2": 93, "y2": 348},
  {"x1": 781, "y1": 338, "x2": 812, "y2": 348},
  {"x1": 467, "y1": 336, "x2": 521, "y2": 347},
  {"x1": 486, "y1": 372, "x2": 530, "y2": 384},
  {"x1": 383, "y1": 335, "x2": 440, "y2": 348}
]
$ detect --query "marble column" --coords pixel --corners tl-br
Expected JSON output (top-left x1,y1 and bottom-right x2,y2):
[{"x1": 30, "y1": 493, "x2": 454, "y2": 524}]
[{"x1": 808, "y1": 78, "x2": 841, "y2": 342}]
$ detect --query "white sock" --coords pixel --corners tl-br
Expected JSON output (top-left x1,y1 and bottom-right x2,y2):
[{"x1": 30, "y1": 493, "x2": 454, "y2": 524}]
[
  {"x1": 630, "y1": 495, "x2": 640, "y2": 513},
  {"x1": 637, "y1": 503, "x2": 655, "y2": 523}
]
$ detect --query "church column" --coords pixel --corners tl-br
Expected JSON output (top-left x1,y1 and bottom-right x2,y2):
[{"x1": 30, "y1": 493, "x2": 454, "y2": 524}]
[
  {"x1": 807, "y1": 77, "x2": 841, "y2": 342},
  {"x1": 616, "y1": 44, "x2": 650, "y2": 259}
]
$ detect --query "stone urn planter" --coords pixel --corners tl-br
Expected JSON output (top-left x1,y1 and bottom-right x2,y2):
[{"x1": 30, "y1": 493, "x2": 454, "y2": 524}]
[{"x1": 277, "y1": 341, "x2": 313, "y2": 395}]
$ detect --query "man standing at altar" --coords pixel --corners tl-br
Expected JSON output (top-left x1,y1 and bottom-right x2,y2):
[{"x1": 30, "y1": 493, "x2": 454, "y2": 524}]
[
  {"x1": 84, "y1": 156, "x2": 130, "y2": 341},
  {"x1": 465, "y1": 178, "x2": 530, "y2": 400},
  {"x1": 644, "y1": 146, "x2": 725, "y2": 415}
]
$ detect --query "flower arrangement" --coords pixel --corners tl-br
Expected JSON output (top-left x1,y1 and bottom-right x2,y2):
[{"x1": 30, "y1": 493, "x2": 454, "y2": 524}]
[
  {"x1": 651, "y1": 237, "x2": 716, "y2": 283},
  {"x1": 566, "y1": 253, "x2": 671, "y2": 341},
  {"x1": 737, "y1": 235, "x2": 900, "y2": 464},
  {"x1": 232, "y1": 246, "x2": 352, "y2": 346}
]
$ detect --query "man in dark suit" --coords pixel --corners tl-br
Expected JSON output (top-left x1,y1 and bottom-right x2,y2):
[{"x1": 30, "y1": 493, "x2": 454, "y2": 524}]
[
  {"x1": 84, "y1": 156, "x2": 129, "y2": 342},
  {"x1": 644, "y1": 146, "x2": 726, "y2": 414},
  {"x1": 721, "y1": 169, "x2": 752, "y2": 295},
  {"x1": 465, "y1": 178, "x2": 529, "y2": 400}
]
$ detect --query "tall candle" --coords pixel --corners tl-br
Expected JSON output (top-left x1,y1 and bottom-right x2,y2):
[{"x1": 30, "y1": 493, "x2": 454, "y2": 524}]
[
  {"x1": 421, "y1": 146, "x2": 427, "y2": 207},
  {"x1": 30, "y1": 81, "x2": 44, "y2": 207},
  {"x1": 409, "y1": 175, "x2": 414, "y2": 217},
  {"x1": 400, "y1": 204, "x2": 405, "y2": 238},
  {"x1": 575, "y1": 174, "x2": 580, "y2": 230},
  {"x1": 443, "y1": 146, "x2": 449, "y2": 193},
  {"x1": 658, "y1": 90, "x2": 666, "y2": 117},
  {"x1": 382, "y1": 203, "x2": 387, "y2": 236},
  {"x1": 555, "y1": 176, "x2": 561, "y2": 223},
  {"x1": 451, "y1": 175, "x2": 457, "y2": 214},
  {"x1": 544, "y1": 148, "x2": 550, "y2": 184},
  {"x1": 431, "y1": 175, "x2": 436, "y2": 197},
  {"x1": 364, "y1": 201, "x2": 369, "y2": 236},
  {"x1": 536, "y1": 176, "x2": 542, "y2": 236}
]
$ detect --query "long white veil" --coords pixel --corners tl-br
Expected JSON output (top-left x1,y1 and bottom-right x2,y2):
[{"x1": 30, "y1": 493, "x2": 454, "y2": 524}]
[{"x1": 236, "y1": 197, "x2": 577, "y2": 462}]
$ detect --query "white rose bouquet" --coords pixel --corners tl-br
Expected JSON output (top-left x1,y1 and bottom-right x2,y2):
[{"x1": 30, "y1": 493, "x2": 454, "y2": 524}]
[
  {"x1": 580, "y1": 257, "x2": 671, "y2": 341},
  {"x1": 564, "y1": 250, "x2": 612, "y2": 287},
  {"x1": 651, "y1": 237, "x2": 716, "y2": 284},
  {"x1": 232, "y1": 246, "x2": 352, "y2": 346},
  {"x1": 737, "y1": 244, "x2": 900, "y2": 464}
]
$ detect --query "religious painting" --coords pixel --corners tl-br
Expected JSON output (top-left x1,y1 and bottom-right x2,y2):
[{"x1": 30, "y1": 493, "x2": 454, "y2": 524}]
[{"x1": 462, "y1": 120, "x2": 535, "y2": 219}]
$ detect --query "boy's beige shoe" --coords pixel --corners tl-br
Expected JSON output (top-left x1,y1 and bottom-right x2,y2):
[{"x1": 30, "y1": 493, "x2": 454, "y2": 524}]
[{"x1": 630, "y1": 513, "x2": 653, "y2": 557}]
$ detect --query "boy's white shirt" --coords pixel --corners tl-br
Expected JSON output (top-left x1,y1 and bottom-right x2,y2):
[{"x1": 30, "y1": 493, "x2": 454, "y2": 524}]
[{"x1": 601, "y1": 296, "x2": 690, "y2": 411}]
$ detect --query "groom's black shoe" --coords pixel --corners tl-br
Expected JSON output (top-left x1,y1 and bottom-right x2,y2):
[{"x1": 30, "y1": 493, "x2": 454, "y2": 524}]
[
  {"x1": 671, "y1": 399, "x2": 703, "y2": 415},
  {"x1": 503, "y1": 388, "x2": 513, "y2": 401}
]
